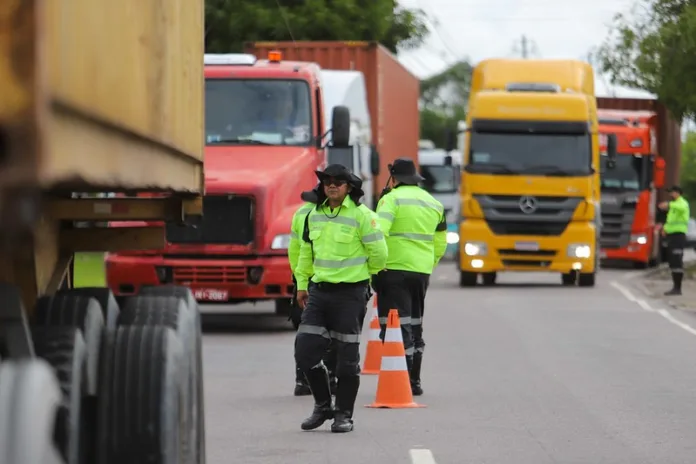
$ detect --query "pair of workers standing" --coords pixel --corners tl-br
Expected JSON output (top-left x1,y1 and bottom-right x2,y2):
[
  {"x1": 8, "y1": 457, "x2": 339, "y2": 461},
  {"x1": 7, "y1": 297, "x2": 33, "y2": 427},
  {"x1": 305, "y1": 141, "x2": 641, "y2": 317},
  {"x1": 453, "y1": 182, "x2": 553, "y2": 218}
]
[{"x1": 287, "y1": 159, "x2": 447, "y2": 433}]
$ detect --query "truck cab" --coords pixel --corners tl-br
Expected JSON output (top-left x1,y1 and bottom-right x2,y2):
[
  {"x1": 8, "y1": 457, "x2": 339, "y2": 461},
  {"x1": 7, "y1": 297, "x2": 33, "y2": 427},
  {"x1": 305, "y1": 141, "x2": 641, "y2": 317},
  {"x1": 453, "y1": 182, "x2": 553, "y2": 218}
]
[
  {"x1": 105, "y1": 51, "x2": 351, "y2": 315},
  {"x1": 458, "y1": 59, "x2": 612, "y2": 287},
  {"x1": 598, "y1": 109, "x2": 666, "y2": 267}
]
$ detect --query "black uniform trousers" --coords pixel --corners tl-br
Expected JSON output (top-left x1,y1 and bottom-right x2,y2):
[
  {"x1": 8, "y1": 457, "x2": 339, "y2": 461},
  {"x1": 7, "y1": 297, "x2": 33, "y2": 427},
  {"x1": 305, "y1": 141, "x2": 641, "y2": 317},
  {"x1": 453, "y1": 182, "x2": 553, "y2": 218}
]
[
  {"x1": 376, "y1": 270, "x2": 430, "y2": 362},
  {"x1": 666, "y1": 232, "x2": 686, "y2": 290},
  {"x1": 295, "y1": 281, "x2": 369, "y2": 415},
  {"x1": 291, "y1": 279, "x2": 338, "y2": 383}
]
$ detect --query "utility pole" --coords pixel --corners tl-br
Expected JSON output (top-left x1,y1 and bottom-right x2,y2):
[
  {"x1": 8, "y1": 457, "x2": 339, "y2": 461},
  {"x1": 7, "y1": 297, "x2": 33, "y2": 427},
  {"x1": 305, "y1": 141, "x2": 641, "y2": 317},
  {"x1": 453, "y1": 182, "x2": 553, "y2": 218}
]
[{"x1": 521, "y1": 35, "x2": 528, "y2": 59}]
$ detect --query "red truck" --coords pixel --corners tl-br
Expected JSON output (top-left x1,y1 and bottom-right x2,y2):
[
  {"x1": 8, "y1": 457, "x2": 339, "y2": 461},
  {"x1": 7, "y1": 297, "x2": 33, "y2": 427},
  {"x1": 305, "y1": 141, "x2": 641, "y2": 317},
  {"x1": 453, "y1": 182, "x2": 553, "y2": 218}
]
[
  {"x1": 596, "y1": 97, "x2": 681, "y2": 268},
  {"x1": 106, "y1": 43, "x2": 419, "y2": 316},
  {"x1": 105, "y1": 50, "x2": 351, "y2": 315}
]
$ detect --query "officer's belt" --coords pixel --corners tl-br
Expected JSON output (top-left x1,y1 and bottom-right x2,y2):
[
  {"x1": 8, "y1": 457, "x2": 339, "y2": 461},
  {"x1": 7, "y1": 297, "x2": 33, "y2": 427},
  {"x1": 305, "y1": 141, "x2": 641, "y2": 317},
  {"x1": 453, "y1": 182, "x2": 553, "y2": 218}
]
[{"x1": 313, "y1": 280, "x2": 369, "y2": 290}]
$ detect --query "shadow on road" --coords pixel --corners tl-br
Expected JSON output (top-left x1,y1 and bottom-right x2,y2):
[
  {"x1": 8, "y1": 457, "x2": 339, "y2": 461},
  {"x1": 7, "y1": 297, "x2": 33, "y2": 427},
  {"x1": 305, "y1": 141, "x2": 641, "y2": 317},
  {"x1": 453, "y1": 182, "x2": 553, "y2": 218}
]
[{"x1": 201, "y1": 313, "x2": 295, "y2": 334}]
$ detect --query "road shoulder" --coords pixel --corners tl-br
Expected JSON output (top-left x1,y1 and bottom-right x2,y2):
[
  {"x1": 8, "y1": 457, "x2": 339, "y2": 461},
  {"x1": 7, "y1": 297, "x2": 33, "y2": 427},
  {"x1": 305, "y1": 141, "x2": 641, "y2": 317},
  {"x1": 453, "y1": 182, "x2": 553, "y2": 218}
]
[{"x1": 628, "y1": 261, "x2": 696, "y2": 313}]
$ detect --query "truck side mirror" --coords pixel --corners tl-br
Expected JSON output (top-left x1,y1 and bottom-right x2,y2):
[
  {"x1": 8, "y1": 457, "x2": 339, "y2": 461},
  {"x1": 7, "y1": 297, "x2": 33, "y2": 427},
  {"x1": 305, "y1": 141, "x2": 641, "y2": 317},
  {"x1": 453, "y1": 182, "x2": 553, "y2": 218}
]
[
  {"x1": 331, "y1": 106, "x2": 350, "y2": 147},
  {"x1": 444, "y1": 128, "x2": 457, "y2": 152},
  {"x1": 605, "y1": 133, "x2": 617, "y2": 169},
  {"x1": 654, "y1": 156, "x2": 666, "y2": 188},
  {"x1": 370, "y1": 145, "x2": 380, "y2": 175},
  {"x1": 444, "y1": 155, "x2": 453, "y2": 166}
]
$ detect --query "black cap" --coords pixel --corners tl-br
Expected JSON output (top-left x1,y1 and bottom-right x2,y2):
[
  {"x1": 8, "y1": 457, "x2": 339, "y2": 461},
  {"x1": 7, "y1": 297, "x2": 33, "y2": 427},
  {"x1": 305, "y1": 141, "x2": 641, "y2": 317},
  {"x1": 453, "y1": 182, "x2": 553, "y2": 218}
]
[
  {"x1": 667, "y1": 185, "x2": 683, "y2": 194},
  {"x1": 314, "y1": 164, "x2": 364, "y2": 198},
  {"x1": 390, "y1": 158, "x2": 424, "y2": 185}
]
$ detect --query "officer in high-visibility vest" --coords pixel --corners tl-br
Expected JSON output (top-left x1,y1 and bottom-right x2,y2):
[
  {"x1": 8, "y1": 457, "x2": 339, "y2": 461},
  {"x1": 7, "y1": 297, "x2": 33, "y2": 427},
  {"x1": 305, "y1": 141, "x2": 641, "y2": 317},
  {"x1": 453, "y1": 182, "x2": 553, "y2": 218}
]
[
  {"x1": 658, "y1": 185, "x2": 690, "y2": 295},
  {"x1": 294, "y1": 164, "x2": 387, "y2": 433},
  {"x1": 288, "y1": 185, "x2": 338, "y2": 396},
  {"x1": 373, "y1": 158, "x2": 447, "y2": 396}
]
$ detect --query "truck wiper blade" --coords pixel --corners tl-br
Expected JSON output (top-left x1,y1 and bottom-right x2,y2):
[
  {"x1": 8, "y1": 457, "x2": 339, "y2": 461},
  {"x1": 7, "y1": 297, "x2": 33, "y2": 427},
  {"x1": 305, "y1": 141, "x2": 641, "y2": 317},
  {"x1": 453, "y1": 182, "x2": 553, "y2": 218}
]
[
  {"x1": 207, "y1": 138, "x2": 275, "y2": 145},
  {"x1": 521, "y1": 165, "x2": 587, "y2": 176},
  {"x1": 464, "y1": 163, "x2": 516, "y2": 174}
]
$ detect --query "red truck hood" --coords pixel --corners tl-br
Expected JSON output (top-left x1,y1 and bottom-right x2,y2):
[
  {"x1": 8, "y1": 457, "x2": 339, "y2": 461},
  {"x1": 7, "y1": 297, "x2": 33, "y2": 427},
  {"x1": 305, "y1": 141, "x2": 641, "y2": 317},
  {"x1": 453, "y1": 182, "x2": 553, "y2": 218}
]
[{"x1": 205, "y1": 145, "x2": 314, "y2": 192}]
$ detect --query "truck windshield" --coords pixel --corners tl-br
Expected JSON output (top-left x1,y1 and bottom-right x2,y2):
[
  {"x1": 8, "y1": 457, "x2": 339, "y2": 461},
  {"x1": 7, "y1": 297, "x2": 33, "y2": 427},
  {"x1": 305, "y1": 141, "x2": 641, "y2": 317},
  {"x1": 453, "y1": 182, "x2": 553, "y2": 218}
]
[
  {"x1": 205, "y1": 79, "x2": 312, "y2": 146},
  {"x1": 600, "y1": 153, "x2": 649, "y2": 191},
  {"x1": 420, "y1": 165, "x2": 458, "y2": 193},
  {"x1": 467, "y1": 132, "x2": 592, "y2": 176}
]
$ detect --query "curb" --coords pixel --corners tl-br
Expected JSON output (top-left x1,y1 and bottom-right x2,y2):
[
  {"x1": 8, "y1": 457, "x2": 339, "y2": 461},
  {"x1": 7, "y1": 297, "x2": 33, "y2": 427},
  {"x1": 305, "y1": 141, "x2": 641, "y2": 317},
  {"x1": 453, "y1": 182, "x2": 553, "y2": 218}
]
[{"x1": 624, "y1": 259, "x2": 696, "y2": 312}]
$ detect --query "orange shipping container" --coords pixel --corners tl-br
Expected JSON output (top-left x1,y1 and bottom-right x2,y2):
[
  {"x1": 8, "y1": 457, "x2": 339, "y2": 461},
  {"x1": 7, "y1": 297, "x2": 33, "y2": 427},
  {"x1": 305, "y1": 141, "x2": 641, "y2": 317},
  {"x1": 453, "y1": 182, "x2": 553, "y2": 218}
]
[
  {"x1": 596, "y1": 97, "x2": 681, "y2": 201},
  {"x1": 245, "y1": 41, "x2": 420, "y2": 195}
]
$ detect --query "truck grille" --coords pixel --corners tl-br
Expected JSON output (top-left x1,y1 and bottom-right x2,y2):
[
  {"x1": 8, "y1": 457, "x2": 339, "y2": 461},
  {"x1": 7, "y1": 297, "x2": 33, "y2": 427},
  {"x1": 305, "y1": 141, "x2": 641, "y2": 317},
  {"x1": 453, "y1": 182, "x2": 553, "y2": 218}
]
[
  {"x1": 475, "y1": 194, "x2": 581, "y2": 237},
  {"x1": 166, "y1": 195, "x2": 254, "y2": 244},
  {"x1": 173, "y1": 266, "x2": 246, "y2": 284},
  {"x1": 599, "y1": 196, "x2": 636, "y2": 249}
]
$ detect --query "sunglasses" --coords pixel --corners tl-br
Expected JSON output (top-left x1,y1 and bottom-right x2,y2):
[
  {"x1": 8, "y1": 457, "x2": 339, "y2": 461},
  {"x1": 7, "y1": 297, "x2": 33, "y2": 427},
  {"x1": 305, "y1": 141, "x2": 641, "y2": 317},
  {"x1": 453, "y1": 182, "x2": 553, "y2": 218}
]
[{"x1": 322, "y1": 178, "x2": 347, "y2": 187}]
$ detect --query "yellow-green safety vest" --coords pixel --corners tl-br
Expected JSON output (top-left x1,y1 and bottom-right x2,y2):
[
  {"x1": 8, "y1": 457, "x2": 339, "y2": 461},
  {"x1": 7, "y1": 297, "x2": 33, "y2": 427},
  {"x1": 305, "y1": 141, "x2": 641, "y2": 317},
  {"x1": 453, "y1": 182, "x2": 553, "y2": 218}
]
[
  {"x1": 289, "y1": 202, "x2": 315, "y2": 274},
  {"x1": 295, "y1": 196, "x2": 388, "y2": 291},
  {"x1": 376, "y1": 185, "x2": 447, "y2": 274},
  {"x1": 664, "y1": 196, "x2": 690, "y2": 234}
]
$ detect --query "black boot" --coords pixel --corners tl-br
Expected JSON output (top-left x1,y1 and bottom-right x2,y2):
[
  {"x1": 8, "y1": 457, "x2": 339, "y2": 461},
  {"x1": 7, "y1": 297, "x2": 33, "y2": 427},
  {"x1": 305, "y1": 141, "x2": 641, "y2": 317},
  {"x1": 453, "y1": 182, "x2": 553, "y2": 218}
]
[
  {"x1": 665, "y1": 272, "x2": 683, "y2": 296},
  {"x1": 300, "y1": 366, "x2": 334, "y2": 431},
  {"x1": 411, "y1": 353, "x2": 423, "y2": 396},
  {"x1": 332, "y1": 376, "x2": 360, "y2": 433},
  {"x1": 294, "y1": 365, "x2": 311, "y2": 396}
]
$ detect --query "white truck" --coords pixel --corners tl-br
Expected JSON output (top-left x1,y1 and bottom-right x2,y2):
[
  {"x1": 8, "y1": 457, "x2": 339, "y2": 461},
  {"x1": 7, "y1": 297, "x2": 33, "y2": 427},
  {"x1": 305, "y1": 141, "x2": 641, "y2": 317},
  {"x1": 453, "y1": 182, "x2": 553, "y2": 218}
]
[{"x1": 418, "y1": 140, "x2": 463, "y2": 258}]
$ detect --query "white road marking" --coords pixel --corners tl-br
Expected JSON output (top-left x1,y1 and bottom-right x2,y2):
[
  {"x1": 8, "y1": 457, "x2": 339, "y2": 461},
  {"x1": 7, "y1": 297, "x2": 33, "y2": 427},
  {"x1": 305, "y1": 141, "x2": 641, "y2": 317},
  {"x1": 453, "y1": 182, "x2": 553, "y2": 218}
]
[
  {"x1": 410, "y1": 449, "x2": 437, "y2": 464},
  {"x1": 611, "y1": 280, "x2": 696, "y2": 336}
]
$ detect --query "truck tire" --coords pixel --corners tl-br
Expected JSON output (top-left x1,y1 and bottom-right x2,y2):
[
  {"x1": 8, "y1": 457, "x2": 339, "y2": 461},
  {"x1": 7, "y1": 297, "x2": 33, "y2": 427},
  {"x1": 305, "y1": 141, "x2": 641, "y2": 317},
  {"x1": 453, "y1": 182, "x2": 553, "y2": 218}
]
[
  {"x1": 34, "y1": 294, "x2": 104, "y2": 396},
  {"x1": 98, "y1": 326, "x2": 186, "y2": 464},
  {"x1": 481, "y1": 272, "x2": 496, "y2": 286},
  {"x1": 578, "y1": 272, "x2": 596, "y2": 287},
  {"x1": 561, "y1": 272, "x2": 577, "y2": 286},
  {"x1": 459, "y1": 271, "x2": 477, "y2": 287},
  {"x1": 138, "y1": 285, "x2": 206, "y2": 464},
  {"x1": 118, "y1": 296, "x2": 198, "y2": 464},
  {"x1": 0, "y1": 360, "x2": 64, "y2": 464},
  {"x1": 32, "y1": 328, "x2": 88, "y2": 464},
  {"x1": 57, "y1": 287, "x2": 120, "y2": 332}
]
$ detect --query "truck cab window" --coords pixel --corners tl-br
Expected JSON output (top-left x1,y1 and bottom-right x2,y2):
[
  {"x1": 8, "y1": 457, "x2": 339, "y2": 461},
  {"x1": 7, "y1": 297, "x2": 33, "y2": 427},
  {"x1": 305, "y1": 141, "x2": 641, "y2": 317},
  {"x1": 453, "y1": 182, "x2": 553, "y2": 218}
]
[
  {"x1": 420, "y1": 165, "x2": 457, "y2": 193},
  {"x1": 205, "y1": 79, "x2": 313, "y2": 146},
  {"x1": 600, "y1": 154, "x2": 649, "y2": 191}
]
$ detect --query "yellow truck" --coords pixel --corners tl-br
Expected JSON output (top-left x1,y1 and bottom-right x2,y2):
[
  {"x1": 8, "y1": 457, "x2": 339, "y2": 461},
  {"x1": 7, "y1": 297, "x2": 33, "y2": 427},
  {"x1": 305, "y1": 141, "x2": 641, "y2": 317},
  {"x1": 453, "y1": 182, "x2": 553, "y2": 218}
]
[
  {"x1": 458, "y1": 59, "x2": 616, "y2": 287},
  {"x1": 0, "y1": 1, "x2": 206, "y2": 463}
]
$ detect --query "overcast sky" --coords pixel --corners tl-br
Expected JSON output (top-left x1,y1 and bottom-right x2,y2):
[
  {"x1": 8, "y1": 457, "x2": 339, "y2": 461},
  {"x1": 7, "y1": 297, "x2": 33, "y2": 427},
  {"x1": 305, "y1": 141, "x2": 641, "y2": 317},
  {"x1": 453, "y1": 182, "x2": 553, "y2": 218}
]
[{"x1": 397, "y1": 0, "x2": 653, "y2": 98}]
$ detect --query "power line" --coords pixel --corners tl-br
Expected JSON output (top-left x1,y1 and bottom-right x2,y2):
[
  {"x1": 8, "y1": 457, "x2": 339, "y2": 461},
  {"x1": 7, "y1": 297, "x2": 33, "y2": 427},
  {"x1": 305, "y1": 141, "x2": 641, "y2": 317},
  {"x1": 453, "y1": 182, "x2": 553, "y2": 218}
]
[{"x1": 510, "y1": 35, "x2": 540, "y2": 59}]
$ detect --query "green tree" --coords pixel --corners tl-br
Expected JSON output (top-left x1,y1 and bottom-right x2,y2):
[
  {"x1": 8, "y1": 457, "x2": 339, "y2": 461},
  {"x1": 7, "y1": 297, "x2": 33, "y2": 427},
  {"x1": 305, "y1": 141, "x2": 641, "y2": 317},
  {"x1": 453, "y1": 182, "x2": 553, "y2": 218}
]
[
  {"x1": 205, "y1": 0, "x2": 428, "y2": 54},
  {"x1": 681, "y1": 132, "x2": 696, "y2": 211},
  {"x1": 418, "y1": 60, "x2": 472, "y2": 148},
  {"x1": 594, "y1": 0, "x2": 696, "y2": 121}
]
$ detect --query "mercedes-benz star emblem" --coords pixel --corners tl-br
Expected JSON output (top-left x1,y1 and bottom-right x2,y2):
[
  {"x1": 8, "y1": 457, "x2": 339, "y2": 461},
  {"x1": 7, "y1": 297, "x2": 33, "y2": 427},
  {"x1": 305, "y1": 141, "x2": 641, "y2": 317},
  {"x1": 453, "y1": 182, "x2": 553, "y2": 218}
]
[{"x1": 519, "y1": 195, "x2": 538, "y2": 214}]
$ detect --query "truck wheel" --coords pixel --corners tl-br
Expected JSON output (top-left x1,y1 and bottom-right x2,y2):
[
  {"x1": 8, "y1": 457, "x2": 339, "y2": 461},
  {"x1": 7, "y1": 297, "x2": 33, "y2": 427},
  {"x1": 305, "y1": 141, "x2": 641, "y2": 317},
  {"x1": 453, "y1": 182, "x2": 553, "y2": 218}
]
[
  {"x1": 133, "y1": 286, "x2": 206, "y2": 464},
  {"x1": 32, "y1": 328, "x2": 88, "y2": 464},
  {"x1": 459, "y1": 271, "x2": 477, "y2": 287},
  {"x1": 275, "y1": 298, "x2": 293, "y2": 316},
  {"x1": 481, "y1": 272, "x2": 496, "y2": 286},
  {"x1": 561, "y1": 272, "x2": 577, "y2": 286},
  {"x1": 0, "y1": 360, "x2": 63, "y2": 464},
  {"x1": 578, "y1": 272, "x2": 596, "y2": 287},
  {"x1": 98, "y1": 326, "x2": 186, "y2": 464},
  {"x1": 57, "y1": 287, "x2": 121, "y2": 332},
  {"x1": 34, "y1": 294, "x2": 104, "y2": 396},
  {"x1": 118, "y1": 296, "x2": 198, "y2": 464}
]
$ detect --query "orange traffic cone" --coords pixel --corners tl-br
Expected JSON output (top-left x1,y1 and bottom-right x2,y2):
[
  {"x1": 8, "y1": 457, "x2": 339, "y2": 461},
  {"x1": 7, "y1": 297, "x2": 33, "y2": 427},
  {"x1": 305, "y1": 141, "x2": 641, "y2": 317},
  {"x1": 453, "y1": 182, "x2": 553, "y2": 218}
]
[
  {"x1": 361, "y1": 296, "x2": 382, "y2": 375},
  {"x1": 366, "y1": 309, "x2": 425, "y2": 408}
]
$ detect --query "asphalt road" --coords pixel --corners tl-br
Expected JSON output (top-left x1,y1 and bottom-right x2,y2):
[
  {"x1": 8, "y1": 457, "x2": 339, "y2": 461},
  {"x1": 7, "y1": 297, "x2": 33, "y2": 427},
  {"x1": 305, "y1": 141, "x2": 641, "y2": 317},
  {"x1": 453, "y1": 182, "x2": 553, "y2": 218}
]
[{"x1": 200, "y1": 263, "x2": 696, "y2": 464}]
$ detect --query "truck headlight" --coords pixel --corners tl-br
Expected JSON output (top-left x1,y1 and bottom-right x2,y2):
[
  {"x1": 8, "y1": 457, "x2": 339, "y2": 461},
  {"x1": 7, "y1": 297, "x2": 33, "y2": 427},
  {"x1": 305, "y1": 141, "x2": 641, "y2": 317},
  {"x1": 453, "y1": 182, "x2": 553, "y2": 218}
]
[
  {"x1": 630, "y1": 233, "x2": 647, "y2": 245},
  {"x1": 446, "y1": 232, "x2": 459, "y2": 244},
  {"x1": 567, "y1": 243, "x2": 591, "y2": 258},
  {"x1": 463, "y1": 241, "x2": 487, "y2": 256},
  {"x1": 271, "y1": 234, "x2": 291, "y2": 249}
]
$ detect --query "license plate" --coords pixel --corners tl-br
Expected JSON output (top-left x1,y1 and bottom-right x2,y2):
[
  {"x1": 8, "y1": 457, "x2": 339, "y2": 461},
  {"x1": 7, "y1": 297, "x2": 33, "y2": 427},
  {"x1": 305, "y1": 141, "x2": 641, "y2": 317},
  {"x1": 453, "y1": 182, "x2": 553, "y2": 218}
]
[
  {"x1": 514, "y1": 241, "x2": 539, "y2": 251},
  {"x1": 193, "y1": 289, "x2": 229, "y2": 301}
]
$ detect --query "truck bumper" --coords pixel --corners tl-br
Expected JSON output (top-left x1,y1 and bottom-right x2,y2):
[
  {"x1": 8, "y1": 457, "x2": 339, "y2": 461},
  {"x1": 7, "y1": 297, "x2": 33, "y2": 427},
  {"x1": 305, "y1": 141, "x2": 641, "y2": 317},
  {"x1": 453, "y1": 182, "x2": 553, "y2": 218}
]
[
  {"x1": 601, "y1": 243, "x2": 650, "y2": 263},
  {"x1": 105, "y1": 254, "x2": 293, "y2": 303},
  {"x1": 458, "y1": 220, "x2": 597, "y2": 273}
]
